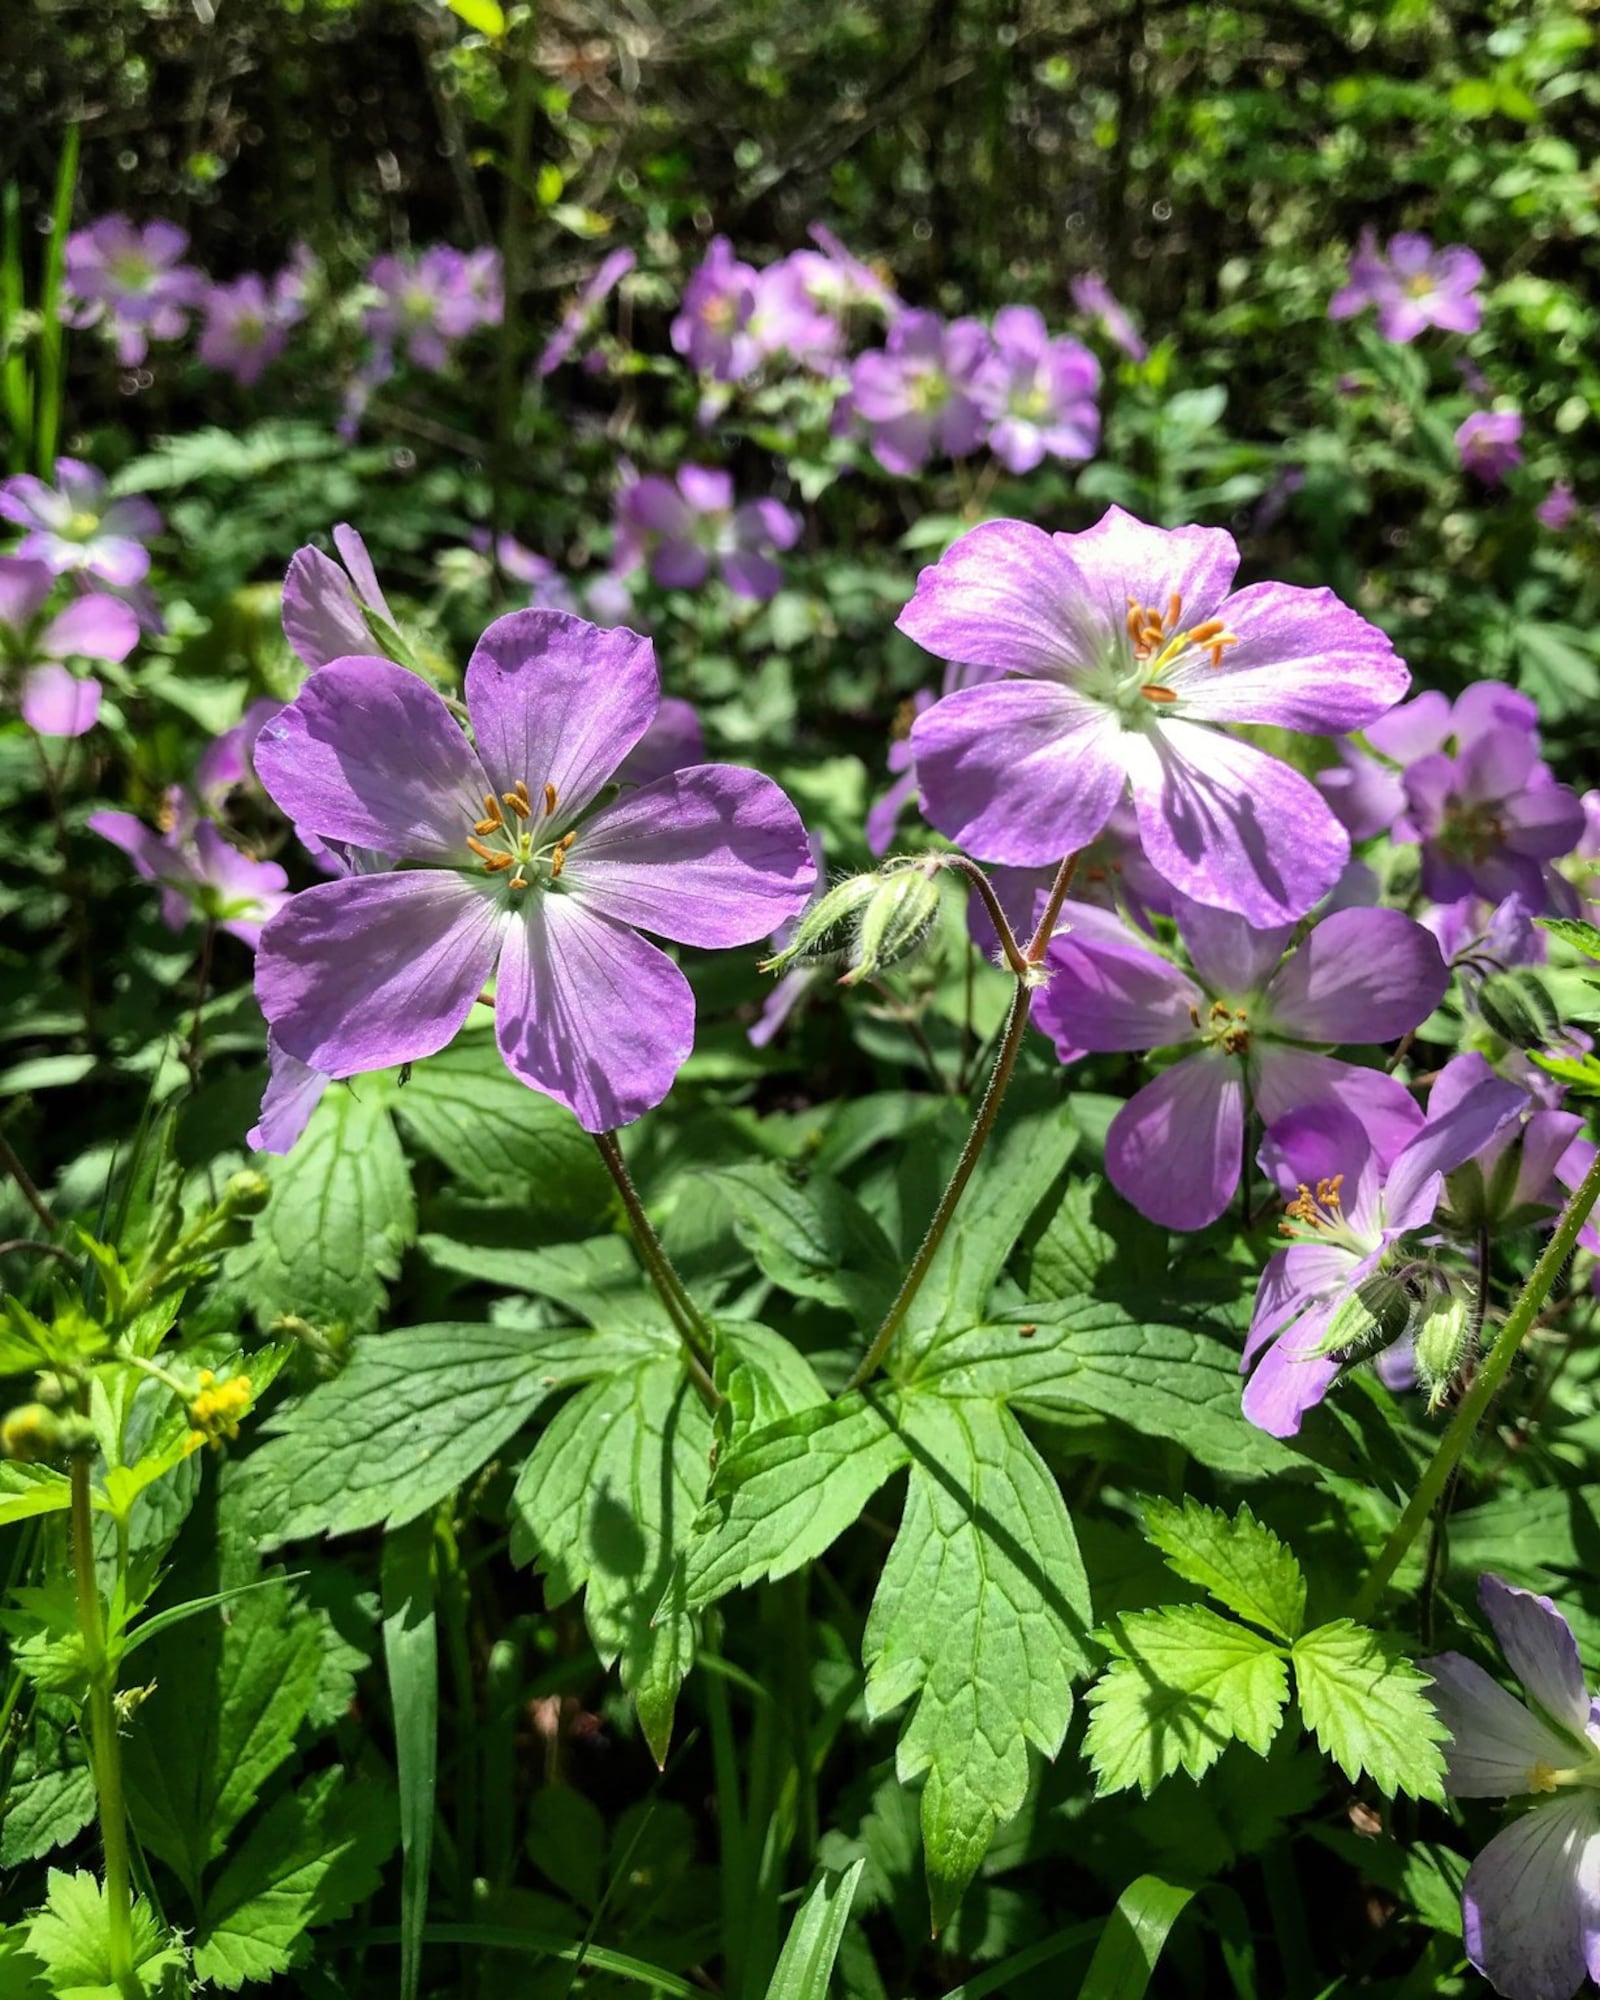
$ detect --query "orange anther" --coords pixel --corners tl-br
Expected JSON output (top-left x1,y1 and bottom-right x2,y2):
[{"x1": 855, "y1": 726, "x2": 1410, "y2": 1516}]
[
  {"x1": 1189, "y1": 619, "x2": 1227, "y2": 643},
  {"x1": 543, "y1": 781, "x2": 558, "y2": 816},
  {"x1": 478, "y1": 792, "x2": 504, "y2": 828},
  {"x1": 1141, "y1": 683, "x2": 1177, "y2": 704},
  {"x1": 468, "y1": 836, "x2": 514, "y2": 873},
  {"x1": 504, "y1": 789, "x2": 531, "y2": 819},
  {"x1": 1167, "y1": 590, "x2": 1183, "y2": 628}
]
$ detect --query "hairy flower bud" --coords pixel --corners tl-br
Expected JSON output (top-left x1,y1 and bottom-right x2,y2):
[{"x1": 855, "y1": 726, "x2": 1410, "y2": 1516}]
[
  {"x1": 759, "y1": 873, "x2": 883, "y2": 975},
  {"x1": 1, "y1": 1404, "x2": 64, "y2": 1462},
  {"x1": 838, "y1": 859, "x2": 945, "y2": 987},
  {"x1": 1476, "y1": 969, "x2": 1563, "y2": 1052},
  {"x1": 222, "y1": 1169, "x2": 272, "y2": 1218},
  {"x1": 1309, "y1": 1270, "x2": 1412, "y2": 1359},
  {"x1": 1414, "y1": 1292, "x2": 1474, "y2": 1412}
]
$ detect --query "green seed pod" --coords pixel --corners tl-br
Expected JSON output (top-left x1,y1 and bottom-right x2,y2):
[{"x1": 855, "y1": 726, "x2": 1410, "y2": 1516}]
[
  {"x1": 1414, "y1": 1292, "x2": 1474, "y2": 1411},
  {"x1": 1309, "y1": 1271, "x2": 1411, "y2": 1359},
  {"x1": 1, "y1": 1404, "x2": 63, "y2": 1462},
  {"x1": 759, "y1": 873, "x2": 883, "y2": 975},
  {"x1": 1476, "y1": 969, "x2": 1563, "y2": 1052},
  {"x1": 839, "y1": 861, "x2": 945, "y2": 987}
]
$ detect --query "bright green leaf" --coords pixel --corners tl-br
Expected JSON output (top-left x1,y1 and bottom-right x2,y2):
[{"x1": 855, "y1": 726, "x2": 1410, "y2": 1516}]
[
  {"x1": 1077, "y1": 1873, "x2": 1195, "y2": 2000},
  {"x1": 445, "y1": 0, "x2": 505, "y2": 36},
  {"x1": 381, "y1": 1520, "x2": 436, "y2": 2000},
  {"x1": 1292, "y1": 1620, "x2": 1447, "y2": 1801},
  {"x1": 511, "y1": 1354, "x2": 714, "y2": 1763},
  {"x1": 763, "y1": 1859, "x2": 864, "y2": 2000},
  {"x1": 864, "y1": 1397, "x2": 1091, "y2": 1928},
  {"x1": 0, "y1": 1767, "x2": 95, "y2": 1866},
  {"x1": 709, "y1": 1163, "x2": 901, "y2": 1324},
  {"x1": 0, "y1": 1463, "x2": 72, "y2": 1528},
  {"x1": 1085, "y1": 1605, "x2": 1289, "y2": 1796},
  {"x1": 232, "y1": 1322, "x2": 654, "y2": 1546},
  {"x1": 23, "y1": 1869, "x2": 185, "y2": 2000},
  {"x1": 1142, "y1": 1498, "x2": 1306, "y2": 1641}
]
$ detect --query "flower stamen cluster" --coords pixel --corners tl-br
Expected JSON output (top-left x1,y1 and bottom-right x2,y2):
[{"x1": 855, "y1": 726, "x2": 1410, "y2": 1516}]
[{"x1": 183, "y1": 1369, "x2": 253, "y2": 1453}]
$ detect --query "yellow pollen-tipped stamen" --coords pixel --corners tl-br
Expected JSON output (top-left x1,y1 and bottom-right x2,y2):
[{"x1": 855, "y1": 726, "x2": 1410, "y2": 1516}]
[
  {"x1": 504, "y1": 789, "x2": 531, "y2": 820},
  {"x1": 475, "y1": 793, "x2": 505, "y2": 835},
  {"x1": 468, "y1": 836, "x2": 515, "y2": 873},
  {"x1": 1281, "y1": 1173, "x2": 1344, "y2": 1233},
  {"x1": 1529, "y1": 1762, "x2": 1561, "y2": 1794},
  {"x1": 542, "y1": 781, "x2": 558, "y2": 816}
]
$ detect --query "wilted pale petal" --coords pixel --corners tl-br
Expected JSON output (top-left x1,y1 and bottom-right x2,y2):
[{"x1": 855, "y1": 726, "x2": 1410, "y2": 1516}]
[
  {"x1": 1170, "y1": 581, "x2": 1408, "y2": 734},
  {"x1": 910, "y1": 677, "x2": 1125, "y2": 867},
  {"x1": 1463, "y1": 1795, "x2": 1600, "y2": 2000},
  {"x1": 282, "y1": 545, "x2": 373, "y2": 669},
  {"x1": 1263, "y1": 906, "x2": 1448, "y2": 1042},
  {"x1": 563, "y1": 764, "x2": 814, "y2": 947},
  {"x1": 495, "y1": 892, "x2": 694, "y2": 1131},
  {"x1": 1033, "y1": 921, "x2": 1202, "y2": 1056},
  {"x1": 896, "y1": 520, "x2": 1091, "y2": 679},
  {"x1": 1122, "y1": 719, "x2": 1349, "y2": 927},
  {"x1": 247, "y1": 1032, "x2": 330, "y2": 1155},
  {"x1": 256, "y1": 872, "x2": 503, "y2": 1075},
  {"x1": 1481, "y1": 1577, "x2": 1595, "y2": 1740},
  {"x1": 1059, "y1": 506, "x2": 1239, "y2": 624},
  {"x1": 255, "y1": 656, "x2": 489, "y2": 862},
  {"x1": 1106, "y1": 1053, "x2": 1245, "y2": 1229},
  {"x1": 20, "y1": 664, "x2": 101, "y2": 737},
  {"x1": 464, "y1": 610, "x2": 658, "y2": 821}
]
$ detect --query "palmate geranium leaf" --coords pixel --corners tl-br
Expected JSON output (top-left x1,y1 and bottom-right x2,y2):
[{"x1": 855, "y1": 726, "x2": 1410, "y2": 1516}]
[
  {"x1": 1085, "y1": 1606, "x2": 1290, "y2": 1797},
  {"x1": 232, "y1": 1083, "x2": 415, "y2": 1337},
  {"x1": 231, "y1": 1322, "x2": 659, "y2": 1546},
  {"x1": 192, "y1": 1772, "x2": 396, "y2": 1990},
  {"x1": 22, "y1": 1869, "x2": 186, "y2": 2000},
  {"x1": 1290, "y1": 1620, "x2": 1447, "y2": 1803},
  {"x1": 509, "y1": 1353, "x2": 716, "y2": 1764},
  {"x1": 1142, "y1": 1499, "x2": 1307, "y2": 1642},
  {"x1": 707, "y1": 1161, "x2": 901, "y2": 1324},
  {"x1": 862, "y1": 1396, "x2": 1091, "y2": 1930}
]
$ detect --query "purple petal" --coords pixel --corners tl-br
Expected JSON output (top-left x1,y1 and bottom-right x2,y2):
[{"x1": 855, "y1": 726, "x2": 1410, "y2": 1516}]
[
  {"x1": 89, "y1": 810, "x2": 189, "y2": 886},
  {"x1": 20, "y1": 664, "x2": 101, "y2": 737},
  {"x1": 1106, "y1": 1054, "x2": 1244, "y2": 1229},
  {"x1": 464, "y1": 610, "x2": 658, "y2": 821},
  {"x1": 1244, "y1": 1240, "x2": 1359, "y2": 1365},
  {"x1": 0, "y1": 556, "x2": 54, "y2": 629},
  {"x1": 1264, "y1": 907, "x2": 1448, "y2": 1042},
  {"x1": 866, "y1": 766, "x2": 919, "y2": 857},
  {"x1": 1034, "y1": 918, "x2": 1202, "y2": 1055},
  {"x1": 1256, "y1": 1100, "x2": 1382, "y2": 1219},
  {"x1": 1122, "y1": 719, "x2": 1350, "y2": 926},
  {"x1": 614, "y1": 697, "x2": 706, "y2": 791},
  {"x1": 1058, "y1": 506, "x2": 1240, "y2": 624},
  {"x1": 1241, "y1": 1311, "x2": 1342, "y2": 1437},
  {"x1": 331, "y1": 523, "x2": 396, "y2": 628},
  {"x1": 1480, "y1": 1577, "x2": 1594, "y2": 1739},
  {"x1": 909, "y1": 677, "x2": 1125, "y2": 867},
  {"x1": 1253, "y1": 1050, "x2": 1424, "y2": 1180},
  {"x1": 247, "y1": 1033, "x2": 331, "y2": 1155},
  {"x1": 748, "y1": 965, "x2": 817, "y2": 1049},
  {"x1": 1367, "y1": 688, "x2": 1453, "y2": 762},
  {"x1": 1462, "y1": 1795, "x2": 1600, "y2": 2000},
  {"x1": 282, "y1": 546, "x2": 374, "y2": 669},
  {"x1": 1171, "y1": 581, "x2": 1409, "y2": 733},
  {"x1": 1387, "y1": 1075, "x2": 1531, "y2": 1229},
  {"x1": 1173, "y1": 895, "x2": 1292, "y2": 998},
  {"x1": 40, "y1": 593, "x2": 139, "y2": 665},
  {"x1": 494, "y1": 893, "x2": 694, "y2": 1131},
  {"x1": 254, "y1": 656, "x2": 489, "y2": 862},
  {"x1": 563, "y1": 764, "x2": 815, "y2": 947},
  {"x1": 256, "y1": 873, "x2": 504, "y2": 1076},
  {"x1": 896, "y1": 520, "x2": 1088, "y2": 678}
]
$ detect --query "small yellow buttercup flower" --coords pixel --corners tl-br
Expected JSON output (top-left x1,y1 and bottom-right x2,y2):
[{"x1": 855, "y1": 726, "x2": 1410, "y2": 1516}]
[{"x1": 182, "y1": 1369, "x2": 254, "y2": 1455}]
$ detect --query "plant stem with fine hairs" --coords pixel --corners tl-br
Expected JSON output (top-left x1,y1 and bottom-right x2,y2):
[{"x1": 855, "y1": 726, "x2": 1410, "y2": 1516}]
[
  {"x1": 1354, "y1": 1146, "x2": 1600, "y2": 1621},
  {"x1": 70, "y1": 1446, "x2": 137, "y2": 1995},
  {"x1": 591, "y1": 1130, "x2": 718, "y2": 1402},
  {"x1": 843, "y1": 853, "x2": 1078, "y2": 1394}
]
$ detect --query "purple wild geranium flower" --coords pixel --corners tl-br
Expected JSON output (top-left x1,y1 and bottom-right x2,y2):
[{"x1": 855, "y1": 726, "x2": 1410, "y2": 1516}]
[
  {"x1": 1241, "y1": 1077, "x2": 1526, "y2": 1435},
  {"x1": 749, "y1": 258, "x2": 847, "y2": 372},
  {"x1": 536, "y1": 248, "x2": 635, "y2": 378},
  {"x1": 90, "y1": 812, "x2": 290, "y2": 946},
  {"x1": 850, "y1": 311, "x2": 991, "y2": 474},
  {"x1": 250, "y1": 609, "x2": 815, "y2": 1131},
  {"x1": 1033, "y1": 895, "x2": 1447, "y2": 1230},
  {"x1": 615, "y1": 467, "x2": 801, "y2": 601},
  {"x1": 1537, "y1": 482, "x2": 1577, "y2": 532},
  {"x1": 1069, "y1": 273, "x2": 1149, "y2": 363},
  {"x1": 0, "y1": 459, "x2": 162, "y2": 589},
  {"x1": 1328, "y1": 229, "x2": 1485, "y2": 344},
  {"x1": 671, "y1": 236, "x2": 759, "y2": 381},
  {"x1": 0, "y1": 556, "x2": 137, "y2": 738},
  {"x1": 1458, "y1": 410, "x2": 1524, "y2": 485},
  {"x1": 900, "y1": 506, "x2": 1410, "y2": 925},
  {"x1": 61, "y1": 216, "x2": 207, "y2": 366},
  {"x1": 971, "y1": 307, "x2": 1100, "y2": 474},
  {"x1": 1425, "y1": 1576, "x2": 1600, "y2": 2000},
  {"x1": 1429, "y1": 1051, "x2": 1595, "y2": 1245},
  {"x1": 364, "y1": 246, "x2": 499, "y2": 372},
  {"x1": 197, "y1": 261, "x2": 309, "y2": 387},
  {"x1": 282, "y1": 523, "x2": 401, "y2": 671}
]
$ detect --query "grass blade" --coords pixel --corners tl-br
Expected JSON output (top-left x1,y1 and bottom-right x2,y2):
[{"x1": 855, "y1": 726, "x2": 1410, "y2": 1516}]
[
  {"x1": 382, "y1": 1517, "x2": 438, "y2": 2000},
  {"x1": 1, "y1": 182, "x2": 32, "y2": 470},
  {"x1": 762, "y1": 1859, "x2": 863, "y2": 2000},
  {"x1": 37, "y1": 123, "x2": 79, "y2": 474},
  {"x1": 1077, "y1": 1874, "x2": 1195, "y2": 2000}
]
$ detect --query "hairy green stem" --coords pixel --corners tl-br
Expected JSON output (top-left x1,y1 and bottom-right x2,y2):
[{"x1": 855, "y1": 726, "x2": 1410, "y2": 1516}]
[
  {"x1": 1354, "y1": 1145, "x2": 1600, "y2": 1621},
  {"x1": 941, "y1": 856, "x2": 1029, "y2": 980},
  {"x1": 591, "y1": 1132, "x2": 717, "y2": 1395},
  {"x1": 843, "y1": 853, "x2": 1077, "y2": 1394},
  {"x1": 70, "y1": 1449, "x2": 137, "y2": 1994}
]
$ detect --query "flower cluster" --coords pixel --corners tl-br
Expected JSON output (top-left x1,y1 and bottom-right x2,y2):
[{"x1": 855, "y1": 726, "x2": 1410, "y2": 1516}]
[{"x1": 614, "y1": 466, "x2": 802, "y2": 602}]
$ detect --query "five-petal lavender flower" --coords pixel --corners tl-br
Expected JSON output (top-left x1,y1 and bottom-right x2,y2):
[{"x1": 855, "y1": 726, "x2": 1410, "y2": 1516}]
[
  {"x1": 1426, "y1": 1576, "x2": 1600, "y2": 2000},
  {"x1": 1458, "y1": 409, "x2": 1525, "y2": 485},
  {"x1": 0, "y1": 556, "x2": 138, "y2": 738},
  {"x1": 970, "y1": 307, "x2": 1100, "y2": 474},
  {"x1": 251, "y1": 609, "x2": 815, "y2": 1131},
  {"x1": 615, "y1": 467, "x2": 801, "y2": 601},
  {"x1": 900, "y1": 505, "x2": 1411, "y2": 925},
  {"x1": 0, "y1": 459, "x2": 163, "y2": 590},
  {"x1": 61, "y1": 215, "x2": 208, "y2": 366},
  {"x1": 1328, "y1": 229, "x2": 1485, "y2": 344},
  {"x1": 1033, "y1": 896, "x2": 1448, "y2": 1230},
  {"x1": 850, "y1": 310, "x2": 991, "y2": 474}
]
